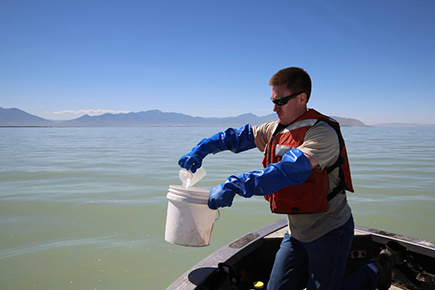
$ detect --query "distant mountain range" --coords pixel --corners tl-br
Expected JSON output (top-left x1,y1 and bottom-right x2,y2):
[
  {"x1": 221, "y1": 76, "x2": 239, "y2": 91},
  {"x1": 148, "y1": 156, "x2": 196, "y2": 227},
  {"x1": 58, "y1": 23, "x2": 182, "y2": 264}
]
[{"x1": 0, "y1": 107, "x2": 368, "y2": 127}]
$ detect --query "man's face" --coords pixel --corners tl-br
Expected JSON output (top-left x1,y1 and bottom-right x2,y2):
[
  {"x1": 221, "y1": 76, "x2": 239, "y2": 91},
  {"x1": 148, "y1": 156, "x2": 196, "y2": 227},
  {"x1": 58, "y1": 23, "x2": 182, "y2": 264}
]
[{"x1": 271, "y1": 84, "x2": 306, "y2": 125}]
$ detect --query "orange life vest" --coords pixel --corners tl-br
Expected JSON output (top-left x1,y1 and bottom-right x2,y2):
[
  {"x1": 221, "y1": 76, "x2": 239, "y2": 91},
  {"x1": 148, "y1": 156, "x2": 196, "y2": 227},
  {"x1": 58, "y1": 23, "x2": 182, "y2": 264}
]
[{"x1": 262, "y1": 109, "x2": 354, "y2": 214}]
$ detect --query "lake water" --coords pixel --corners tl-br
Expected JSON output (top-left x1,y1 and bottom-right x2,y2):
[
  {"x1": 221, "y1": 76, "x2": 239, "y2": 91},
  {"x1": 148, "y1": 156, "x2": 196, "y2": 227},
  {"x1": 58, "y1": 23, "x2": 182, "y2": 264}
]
[{"x1": 1, "y1": 126, "x2": 434, "y2": 290}]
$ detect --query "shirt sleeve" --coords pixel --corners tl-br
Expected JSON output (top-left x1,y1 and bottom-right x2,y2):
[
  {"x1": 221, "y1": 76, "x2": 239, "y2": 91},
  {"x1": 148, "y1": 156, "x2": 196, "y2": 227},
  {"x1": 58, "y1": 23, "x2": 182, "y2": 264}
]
[
  {"x1": 252, "y1": 121, "x2": 276, "y2": 152},
  {"x1": 297, "y1": 121, "x2": 340, "y2": 171}
]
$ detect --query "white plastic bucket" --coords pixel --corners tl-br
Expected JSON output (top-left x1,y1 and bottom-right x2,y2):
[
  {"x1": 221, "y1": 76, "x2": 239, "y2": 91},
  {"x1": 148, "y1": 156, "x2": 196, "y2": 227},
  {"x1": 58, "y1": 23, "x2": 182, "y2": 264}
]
[{"x1": 165, "y1": 185, "x2": 216, "y2": 247}]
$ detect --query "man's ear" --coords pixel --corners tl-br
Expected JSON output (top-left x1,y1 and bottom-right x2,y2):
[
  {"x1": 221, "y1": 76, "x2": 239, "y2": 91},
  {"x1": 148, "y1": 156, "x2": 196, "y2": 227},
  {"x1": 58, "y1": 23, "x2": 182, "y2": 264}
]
[{"x1": 298, "y1": 92, "x2": 308, "y2": 104}]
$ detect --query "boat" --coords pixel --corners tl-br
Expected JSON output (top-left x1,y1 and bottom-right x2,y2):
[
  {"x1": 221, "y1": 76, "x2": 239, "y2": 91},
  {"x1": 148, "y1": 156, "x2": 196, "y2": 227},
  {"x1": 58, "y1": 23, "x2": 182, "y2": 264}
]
[{"x1": 167, "y1": 218, "x2": 435, "y2": 290}]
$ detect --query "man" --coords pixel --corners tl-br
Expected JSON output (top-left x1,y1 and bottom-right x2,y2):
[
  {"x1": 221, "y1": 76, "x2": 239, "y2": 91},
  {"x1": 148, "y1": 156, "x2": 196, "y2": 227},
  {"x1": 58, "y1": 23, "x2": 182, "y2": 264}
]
[{"x1": 178, "y1": 67, "x2": 393, "y2": 290}]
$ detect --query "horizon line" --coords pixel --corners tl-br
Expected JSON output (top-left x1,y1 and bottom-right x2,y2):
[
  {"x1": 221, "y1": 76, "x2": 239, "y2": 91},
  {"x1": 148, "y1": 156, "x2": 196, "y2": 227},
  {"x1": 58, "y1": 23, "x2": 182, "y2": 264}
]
[{"x1": 2, "y1": 106, "x2": 435, "y2": 126}]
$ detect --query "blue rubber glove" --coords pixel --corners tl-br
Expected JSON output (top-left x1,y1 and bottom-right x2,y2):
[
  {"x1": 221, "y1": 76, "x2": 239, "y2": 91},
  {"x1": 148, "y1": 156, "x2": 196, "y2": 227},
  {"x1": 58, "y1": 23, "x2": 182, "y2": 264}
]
[
  {"x1": 178, "y1": 124, "x2": 256, "y2": 173},
  {"x1": 208, "y1": 182, "x2": 237, "y2": 209},
  {"x1": 208, "y1": 148, "x2": 312, "y2": 209}
]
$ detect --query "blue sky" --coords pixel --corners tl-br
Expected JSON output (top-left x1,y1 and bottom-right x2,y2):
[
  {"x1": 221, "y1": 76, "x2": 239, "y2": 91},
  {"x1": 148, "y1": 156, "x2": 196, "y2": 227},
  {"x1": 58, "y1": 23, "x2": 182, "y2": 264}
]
[{"x1": 1, "y1": 0, "x2": 434, "y2": 125}]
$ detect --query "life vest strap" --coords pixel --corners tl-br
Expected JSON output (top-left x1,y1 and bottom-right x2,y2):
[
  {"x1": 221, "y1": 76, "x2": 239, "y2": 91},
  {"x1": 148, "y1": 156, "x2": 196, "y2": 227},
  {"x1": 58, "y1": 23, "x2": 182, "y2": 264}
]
[
  {"x1": 327, "y1": 184, "x2": 345, "y2": 201},
  {"x1": 327, "y1": 156, "x2": 344, "y2": 174},
  {"x1": 316, "y1": 118, "x2": 348, "y2": 202}
]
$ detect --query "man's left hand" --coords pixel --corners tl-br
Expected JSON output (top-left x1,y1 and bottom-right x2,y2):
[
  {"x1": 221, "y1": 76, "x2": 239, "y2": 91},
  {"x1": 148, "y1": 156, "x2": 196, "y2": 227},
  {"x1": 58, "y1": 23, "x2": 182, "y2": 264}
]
[{"x1": 208, "y1": 182, "x2": 237, "y2": 210}]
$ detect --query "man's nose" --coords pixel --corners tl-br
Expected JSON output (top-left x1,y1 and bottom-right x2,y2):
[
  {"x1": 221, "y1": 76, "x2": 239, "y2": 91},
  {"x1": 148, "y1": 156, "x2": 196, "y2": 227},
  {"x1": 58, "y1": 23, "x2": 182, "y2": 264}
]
[{"x1": 273, "y1": 104, "x2": 280, "y2": 112}]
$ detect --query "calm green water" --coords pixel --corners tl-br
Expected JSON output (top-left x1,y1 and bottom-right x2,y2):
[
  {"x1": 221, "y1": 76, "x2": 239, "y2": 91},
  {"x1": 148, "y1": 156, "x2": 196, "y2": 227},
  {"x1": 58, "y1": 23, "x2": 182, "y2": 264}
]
[{"x1": 1, "y1": 127, "x2": 434, "y2": 290}]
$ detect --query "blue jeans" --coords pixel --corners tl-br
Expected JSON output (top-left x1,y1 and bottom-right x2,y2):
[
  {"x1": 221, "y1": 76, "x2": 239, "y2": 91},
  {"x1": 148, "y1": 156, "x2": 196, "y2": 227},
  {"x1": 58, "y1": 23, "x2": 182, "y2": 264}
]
[{"x1": 267, "y1": 215, "x2": 378, "y2": 290}]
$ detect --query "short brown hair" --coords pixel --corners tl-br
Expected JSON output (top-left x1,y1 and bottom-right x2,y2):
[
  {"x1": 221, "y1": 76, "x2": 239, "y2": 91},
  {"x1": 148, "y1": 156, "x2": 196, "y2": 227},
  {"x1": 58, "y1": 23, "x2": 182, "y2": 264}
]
[{"x1": 269, "y1": 67, "x2": 312, "y2": 102}]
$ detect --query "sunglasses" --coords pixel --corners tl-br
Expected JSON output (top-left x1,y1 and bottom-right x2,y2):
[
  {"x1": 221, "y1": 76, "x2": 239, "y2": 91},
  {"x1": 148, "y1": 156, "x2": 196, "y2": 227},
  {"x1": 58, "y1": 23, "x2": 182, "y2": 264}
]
[{"x1": 271, "y1": 91, "x2": 305, "y2": 106}]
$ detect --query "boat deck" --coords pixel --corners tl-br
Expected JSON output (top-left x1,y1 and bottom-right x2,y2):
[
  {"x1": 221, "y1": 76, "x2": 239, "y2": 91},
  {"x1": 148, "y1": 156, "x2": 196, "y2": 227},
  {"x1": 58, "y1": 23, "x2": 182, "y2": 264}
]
[
  {"x1": 266, "y1": 227, "x2": 403, "y2": 290},
  {"x1": 168, "y1": 218, "x2": 435, "y2": 290}
]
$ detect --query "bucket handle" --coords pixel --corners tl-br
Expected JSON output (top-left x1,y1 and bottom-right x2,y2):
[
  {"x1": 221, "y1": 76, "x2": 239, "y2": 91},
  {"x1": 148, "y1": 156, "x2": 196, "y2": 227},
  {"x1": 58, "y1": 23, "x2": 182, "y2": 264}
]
[{"x1": 215, "y1": 209, "x2": 220, "y2": 221}]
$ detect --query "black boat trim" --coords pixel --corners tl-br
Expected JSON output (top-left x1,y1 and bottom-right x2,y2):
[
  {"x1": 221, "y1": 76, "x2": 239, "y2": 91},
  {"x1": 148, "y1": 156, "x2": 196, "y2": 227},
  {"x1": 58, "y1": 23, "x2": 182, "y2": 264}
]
[{"x1": 355, "y1": 225, "x2": 435, "y2": 259}]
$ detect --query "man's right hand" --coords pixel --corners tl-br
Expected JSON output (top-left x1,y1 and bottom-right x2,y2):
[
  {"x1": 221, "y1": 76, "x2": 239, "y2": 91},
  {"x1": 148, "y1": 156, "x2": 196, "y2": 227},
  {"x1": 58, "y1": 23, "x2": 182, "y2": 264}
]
[{"x1": 178, "y1": 151, "x2": 204, "y2": 173}]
